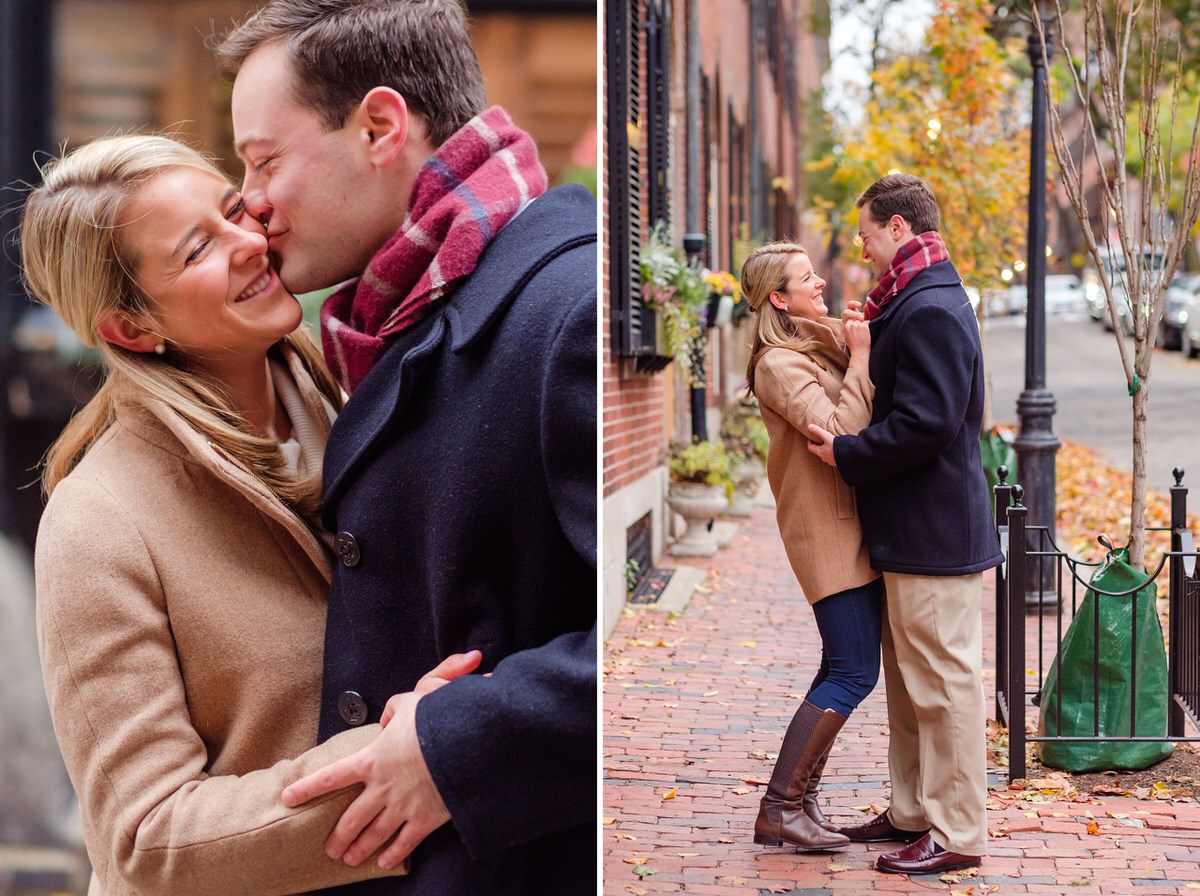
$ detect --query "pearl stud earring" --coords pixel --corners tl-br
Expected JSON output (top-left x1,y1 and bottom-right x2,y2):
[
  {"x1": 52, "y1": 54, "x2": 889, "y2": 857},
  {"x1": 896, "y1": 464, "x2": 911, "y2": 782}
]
[{"x1": 154, "y1": 343, "x2": 166, "y2": 355}]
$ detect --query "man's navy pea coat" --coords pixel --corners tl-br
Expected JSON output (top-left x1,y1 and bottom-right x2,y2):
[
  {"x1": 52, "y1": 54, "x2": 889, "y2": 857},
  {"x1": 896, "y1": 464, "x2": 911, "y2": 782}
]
[
  {"x1": 832, "y1": 259, "x2": 1003, "y2": 575},
  {"x1": 316, "y1": 184, "x2": 597, "y2": 895}
]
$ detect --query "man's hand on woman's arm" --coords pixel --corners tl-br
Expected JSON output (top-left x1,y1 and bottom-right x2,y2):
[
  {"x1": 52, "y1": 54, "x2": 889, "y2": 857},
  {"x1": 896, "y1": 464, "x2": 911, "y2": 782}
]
[{"x1": 281, "y1": 650, "x2": 484, "y2": 871}]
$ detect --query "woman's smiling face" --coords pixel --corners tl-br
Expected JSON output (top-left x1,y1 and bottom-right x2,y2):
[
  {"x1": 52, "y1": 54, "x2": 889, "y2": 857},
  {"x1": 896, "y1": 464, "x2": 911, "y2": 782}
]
[
  {"x1": 770, "y1": 252, "x2": 828, "y2": 321},
  {"x1": 119, "y1": 167, "x2": 302, "y2": 370}
]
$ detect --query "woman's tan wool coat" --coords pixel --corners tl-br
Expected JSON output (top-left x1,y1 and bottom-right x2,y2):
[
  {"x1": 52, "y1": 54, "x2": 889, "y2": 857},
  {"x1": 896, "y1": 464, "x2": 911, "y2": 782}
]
[
  {"x1": 35, "y1": 349, "x2": 404, "y2": 896},
  {"x1": 753, "y1": 316, "x2": 879, "y2": 603}
]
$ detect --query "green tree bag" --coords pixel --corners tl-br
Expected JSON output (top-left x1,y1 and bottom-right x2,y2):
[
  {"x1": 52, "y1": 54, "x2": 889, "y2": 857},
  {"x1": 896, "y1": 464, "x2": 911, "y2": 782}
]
[{"x1": 1037, "y1": 548, "x2": 1174, "y2": 771}]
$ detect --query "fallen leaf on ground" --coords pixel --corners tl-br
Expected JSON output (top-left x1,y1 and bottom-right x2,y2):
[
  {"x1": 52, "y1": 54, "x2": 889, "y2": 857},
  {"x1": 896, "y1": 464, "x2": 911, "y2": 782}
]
[
  {"x1": 614, "y1": 831, "x2": 636, "y2": 840},
  {"x1": 625, "y1": 886, "x2": 647, "y2": 896},
  {"x1": 742, "y1": 776, "x2": 769, "y2": 785},
  {"x1": 632, "y1": 864, "x2": 655, "y2": 878},
  {"x1": 827, "y1": 862, "x2": 849, "y2": 872},
  {"x1": 731, "y1": 787, "x2": 753, "y2": 795},
  {"x1": 677, "y1": 852, "x2": 700, "y2": 857},
  {"x1": 849, "y1": 802, "x2": 886, "y2": 814},
  {"x1": 603, "y1": 817, "x2": 616, "y2": 825},
  {"x1": 661, "y1": 787, "x2": 678, "y2": 800},
  {"x1": 703, "y1": 690, "x2": 719, "y2": 697},
  {"x1": 1087, "y1": 820, "x2": 1100, "y2": 835}
]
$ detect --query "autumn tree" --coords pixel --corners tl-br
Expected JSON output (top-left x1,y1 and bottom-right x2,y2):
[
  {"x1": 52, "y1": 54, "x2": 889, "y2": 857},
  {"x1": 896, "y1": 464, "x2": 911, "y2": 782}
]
[
  {"x1": 810, "y1": 0, "x2": 1030, "y2": 298},
  {"x1": 1035, "y1": 0, "x2": 1200, "y2": 568}
]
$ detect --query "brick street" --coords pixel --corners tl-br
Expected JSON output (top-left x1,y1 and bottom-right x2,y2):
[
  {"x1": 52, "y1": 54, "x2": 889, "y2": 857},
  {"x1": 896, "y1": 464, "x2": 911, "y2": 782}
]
[{"x1": 603, "y1": 502, "x2": 1200, "y2": 895}]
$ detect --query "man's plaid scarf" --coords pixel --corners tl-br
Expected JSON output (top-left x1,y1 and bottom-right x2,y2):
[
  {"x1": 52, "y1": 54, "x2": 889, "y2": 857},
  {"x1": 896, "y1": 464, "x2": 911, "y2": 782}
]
[
  {"x1": 864, "y1": 231, "x2": 949, "y2": 321},
  {"x1": 321, "y1": 106, "x2": 548, "y2": 392}
]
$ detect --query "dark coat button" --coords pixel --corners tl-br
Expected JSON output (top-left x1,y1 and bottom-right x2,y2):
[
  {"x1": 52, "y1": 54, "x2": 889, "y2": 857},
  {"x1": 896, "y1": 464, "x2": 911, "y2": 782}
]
[
  {"x1": 338, "y1": 690, "x2": 368, "y2": 726},
  {"x1": 335, "y1": 531, "x2": 361, "y2": 567}
]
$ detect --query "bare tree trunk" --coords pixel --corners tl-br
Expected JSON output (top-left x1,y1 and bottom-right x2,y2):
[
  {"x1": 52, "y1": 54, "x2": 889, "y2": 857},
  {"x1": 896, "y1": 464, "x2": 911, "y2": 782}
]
[{"x1": 1129, "y1": 380, "x2": 1149, "y2": 568}]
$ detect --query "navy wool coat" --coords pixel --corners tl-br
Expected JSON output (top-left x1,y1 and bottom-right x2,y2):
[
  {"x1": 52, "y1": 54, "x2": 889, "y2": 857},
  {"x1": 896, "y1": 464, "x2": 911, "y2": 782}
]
[
  {"x1": 832, "y1": 259, "x2": 1003, "y2": 576},
  {"x1": 316, "y1": 184, "x2": 597, "y2": 895}
]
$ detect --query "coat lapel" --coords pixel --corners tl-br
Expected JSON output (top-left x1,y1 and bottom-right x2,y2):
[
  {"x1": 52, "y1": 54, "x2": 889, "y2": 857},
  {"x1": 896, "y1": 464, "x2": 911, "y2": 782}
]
[
  {"x1": 321, "y1": 312, "x2": 447, "y2": 512},
  {"x1": 320, "y1": 184, "x2": 597, "y2": 513},
  {"x1": 126, "y1": 395, "x2": 334, "y2": 581}
]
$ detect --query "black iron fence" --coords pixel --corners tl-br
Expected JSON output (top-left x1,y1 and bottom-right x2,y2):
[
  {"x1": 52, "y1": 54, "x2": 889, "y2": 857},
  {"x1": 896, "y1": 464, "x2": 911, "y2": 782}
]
[{"x1": 994, "y1": 467, "x2": 1200, "y2": 781}]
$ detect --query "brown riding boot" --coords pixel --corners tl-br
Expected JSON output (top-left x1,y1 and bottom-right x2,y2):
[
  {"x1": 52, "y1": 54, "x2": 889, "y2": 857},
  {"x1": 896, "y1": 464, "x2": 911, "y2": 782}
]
[
  {"x1": 801, "y1": 745, "x2": 840, "y2": 832},
  {"x1": 753, "y1": 701, "x2": 850, "y2": 851}
]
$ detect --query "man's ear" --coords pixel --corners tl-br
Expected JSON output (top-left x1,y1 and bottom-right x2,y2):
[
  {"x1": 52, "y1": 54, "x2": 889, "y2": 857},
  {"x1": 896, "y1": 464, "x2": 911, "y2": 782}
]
[
  {"x1": 97, "y1": 311, "x2": 160, "y2": 353},
  {"x1": 355, "y1": 87, "x2": 409, "y2": 167},
  {"x1": 890, "y1": 214, "x2": 912, "y2": 239}
]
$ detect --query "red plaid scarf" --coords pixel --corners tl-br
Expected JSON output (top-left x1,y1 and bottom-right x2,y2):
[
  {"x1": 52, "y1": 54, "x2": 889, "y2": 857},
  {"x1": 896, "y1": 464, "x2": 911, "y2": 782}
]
[
  {"x1": 321, "y1": 106, "x2": 548, "y2": 391},
  {"x1": 864, "y1": 231, "x2": 949, "y2": 321}
]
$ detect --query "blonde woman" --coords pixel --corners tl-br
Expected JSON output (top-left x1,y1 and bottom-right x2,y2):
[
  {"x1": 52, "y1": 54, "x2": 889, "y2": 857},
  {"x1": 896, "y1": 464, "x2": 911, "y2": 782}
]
[
  {"x1": 21, "y1": 135, "x2": 473, "y2": 896},
  {"x1": 742, "y1": 242, "x2": 883, "y2": 851}
]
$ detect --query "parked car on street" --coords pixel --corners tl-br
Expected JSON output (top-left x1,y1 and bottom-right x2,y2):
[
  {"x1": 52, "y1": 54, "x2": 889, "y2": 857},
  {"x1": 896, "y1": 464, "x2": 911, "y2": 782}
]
[
  {"x1": 1044, "y1": 274, "x2": 1086, "y2": 315},
  {"x1": 1158, "y1": 274, "x2": 1198, "y2": 350},
  {"x1": 1181, "y1": 291, "x2": 1200, "y2": 358}
]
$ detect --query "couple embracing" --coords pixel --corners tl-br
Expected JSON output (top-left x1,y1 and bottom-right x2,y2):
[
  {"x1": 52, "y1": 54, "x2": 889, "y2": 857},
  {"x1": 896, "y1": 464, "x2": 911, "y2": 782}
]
[
  {"x1": 23, "y1": 1, "x2": 595, "y2": 894},
  {"x1": 744, "y1": 174, "x2": 1003, "y2": 874}
]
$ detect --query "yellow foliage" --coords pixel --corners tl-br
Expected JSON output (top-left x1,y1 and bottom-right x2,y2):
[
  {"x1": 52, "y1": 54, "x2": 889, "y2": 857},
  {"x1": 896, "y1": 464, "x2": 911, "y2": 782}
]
[{"x1": 814, "y1": 0, "x2": 1030, "y2": 293}]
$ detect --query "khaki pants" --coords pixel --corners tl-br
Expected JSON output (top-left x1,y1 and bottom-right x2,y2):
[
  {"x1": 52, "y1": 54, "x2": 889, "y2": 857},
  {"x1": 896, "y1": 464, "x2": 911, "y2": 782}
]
[{"x1": 880, "y1": 571, "x2": 988, "y2": 855}]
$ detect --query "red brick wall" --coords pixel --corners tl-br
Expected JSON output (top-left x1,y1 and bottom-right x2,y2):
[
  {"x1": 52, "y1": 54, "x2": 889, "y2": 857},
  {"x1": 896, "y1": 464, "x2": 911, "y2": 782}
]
[{"x1": 601, "y1": 310, "x2": 666, "y2": 498}]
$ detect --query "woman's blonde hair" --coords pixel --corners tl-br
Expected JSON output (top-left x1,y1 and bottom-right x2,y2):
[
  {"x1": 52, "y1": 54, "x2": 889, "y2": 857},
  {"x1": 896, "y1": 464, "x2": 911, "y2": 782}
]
[
  {"x1": 20, "y1": 134, "x2": 343, "y2": 513},
  {"x1": 740, "y1": 241, "x2": 819, "y2": 394}
]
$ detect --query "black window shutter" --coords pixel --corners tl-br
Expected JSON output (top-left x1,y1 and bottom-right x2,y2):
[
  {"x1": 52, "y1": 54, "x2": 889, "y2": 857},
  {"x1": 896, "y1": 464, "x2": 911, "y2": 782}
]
[{"x1": 606, "y1": 0, "x2": 645, "y2": 358}]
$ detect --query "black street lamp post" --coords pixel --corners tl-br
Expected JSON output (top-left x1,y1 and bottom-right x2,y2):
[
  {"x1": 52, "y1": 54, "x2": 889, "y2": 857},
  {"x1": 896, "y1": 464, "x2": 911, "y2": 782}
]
[
  {"x1": 683, "y1": 232, "x2": 708, "y2": 442},
  {"x1": 1014, "y1": 10, "x2": 1061, "y2": 610}
]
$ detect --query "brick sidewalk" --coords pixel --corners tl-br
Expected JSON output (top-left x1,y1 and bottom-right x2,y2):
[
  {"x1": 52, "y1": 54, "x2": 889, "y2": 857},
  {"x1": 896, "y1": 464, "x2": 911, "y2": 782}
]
[{"x1": 603, "y1": 503, "x2": 1200, "y2": 895}]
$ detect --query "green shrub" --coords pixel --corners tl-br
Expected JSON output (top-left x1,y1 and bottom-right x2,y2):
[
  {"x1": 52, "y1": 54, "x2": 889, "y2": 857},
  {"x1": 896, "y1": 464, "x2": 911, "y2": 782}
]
[{"x1": 668, "y1": 440, "x2": 736, "y2": 497}]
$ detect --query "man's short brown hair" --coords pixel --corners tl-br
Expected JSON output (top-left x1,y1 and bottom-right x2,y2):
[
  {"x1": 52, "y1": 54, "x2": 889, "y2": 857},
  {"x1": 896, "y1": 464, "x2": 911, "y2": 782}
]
[
  {"x1": 856, "y1": 174, "x2": 940, "y2": 234},
  {"x1": 215, "y1": 0, "x2": 487, "y2": 145}
]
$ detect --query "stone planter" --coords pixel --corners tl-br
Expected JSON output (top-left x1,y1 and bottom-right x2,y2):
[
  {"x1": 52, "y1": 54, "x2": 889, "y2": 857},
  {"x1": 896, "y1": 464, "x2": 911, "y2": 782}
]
[
  {"x1": 667, "y1": 480, "x2": 729, "y2": 556},
  {"x1": 726, "y1": 457, "x2": 765, "y2": 517}
]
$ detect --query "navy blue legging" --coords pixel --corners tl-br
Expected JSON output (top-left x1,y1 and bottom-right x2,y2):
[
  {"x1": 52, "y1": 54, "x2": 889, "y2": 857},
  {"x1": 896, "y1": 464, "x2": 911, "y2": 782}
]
[{"x1": 805, "y1": 577, "x2": 884, "y2": 715}]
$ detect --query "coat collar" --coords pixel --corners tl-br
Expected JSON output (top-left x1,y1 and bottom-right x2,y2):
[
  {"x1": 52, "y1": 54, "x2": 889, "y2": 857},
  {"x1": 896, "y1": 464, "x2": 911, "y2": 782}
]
[
  {"x1": 870, "y1": 259, "x2": 965, "y2": 326},
  {"x1": 443, "y1": 183, "x2": 596, "y2": 352},
  {"x1": 320, "y1": 183, "x2": 597, "y2": 513},
  {"x1": 114, "y1": 346, "x2": 333, "y2": 581},
  {"x1": 792, "y1": 316, "x2": 849, "y2": 370}
]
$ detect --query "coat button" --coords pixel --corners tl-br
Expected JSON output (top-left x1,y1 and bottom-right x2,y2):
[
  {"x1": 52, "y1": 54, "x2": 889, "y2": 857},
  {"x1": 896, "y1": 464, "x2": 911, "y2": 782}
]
[
  {"x1": 338, "y1": 690, "x2": 368, "y2": 726},
  {"x1": 335, "y1": 531, "x2": 361, "y2": 567}
]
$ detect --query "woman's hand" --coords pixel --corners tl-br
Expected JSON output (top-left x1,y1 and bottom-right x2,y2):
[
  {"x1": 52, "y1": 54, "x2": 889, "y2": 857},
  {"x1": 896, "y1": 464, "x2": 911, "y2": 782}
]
[
  {"x1": 844, "y1": 318, "x2": 871, "y2": 362},
  {"x1": 841, "y1": 299, "x2": 866, "y2": 323}
]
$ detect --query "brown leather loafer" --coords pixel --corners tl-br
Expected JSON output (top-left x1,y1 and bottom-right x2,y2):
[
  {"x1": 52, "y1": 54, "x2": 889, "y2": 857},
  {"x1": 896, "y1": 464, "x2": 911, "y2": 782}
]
[
  {"x1": 875, "y1": 833, "x2": 982, "y2": 875},
  {"x1": 837, "y1": 811, "x2": 928, "y2": 844}
]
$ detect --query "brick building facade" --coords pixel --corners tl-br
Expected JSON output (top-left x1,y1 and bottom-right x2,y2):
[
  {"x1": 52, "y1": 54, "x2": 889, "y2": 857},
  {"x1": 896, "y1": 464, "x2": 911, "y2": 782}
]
[{"x1": 602, "y1": 0, "x2": 829, "y2": 633}]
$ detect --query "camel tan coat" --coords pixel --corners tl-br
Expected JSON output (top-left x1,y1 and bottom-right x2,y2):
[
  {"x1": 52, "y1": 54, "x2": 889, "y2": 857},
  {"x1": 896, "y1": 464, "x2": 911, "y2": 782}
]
[
  {"x1": 753, "y1": 316, "x2": 878, "y2": 603},
  {"x1": 35, "y1": 349, "x2": 405, "y2": 896}
]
